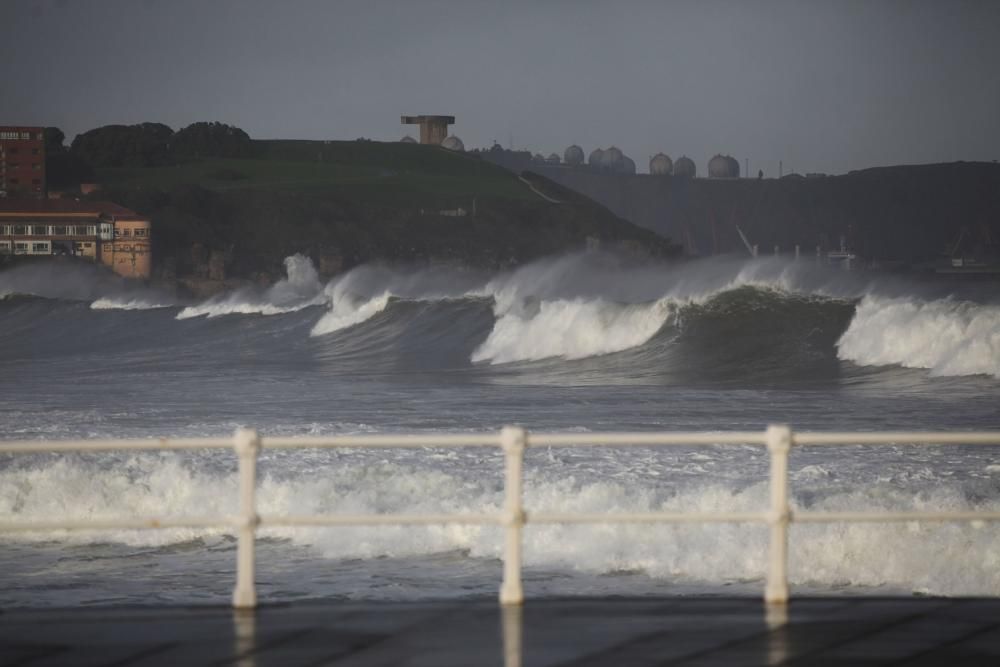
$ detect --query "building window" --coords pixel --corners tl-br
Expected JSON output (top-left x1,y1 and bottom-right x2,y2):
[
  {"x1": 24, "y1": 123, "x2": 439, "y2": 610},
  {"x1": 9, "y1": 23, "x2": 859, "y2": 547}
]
[
  {"x1": 52, "y1": 226, "x2": 67, "y2": 236},
  {"x1": 0, "y1": 225, "x2": 8, "y2": 235},
  {"x1": 133, "y1": 228, "x2": 148, "y2": 238},
  {"x1": 0, "y1": 241, "x2": 10, "y2": 254},
  {"x1": 118, "y1": 228, "x2": 131, "y2": 237},
  {"x1": 12, "y1": 225, "x2": 26, "y2": 235},
  {"x1": 32, "y1": 242, "x2": 50, "y2": 253},
  {"x1": 86, "y1": 226, "x2": 96, "y2": 236},
  {"x1": 20, "y1": 132, "x2": 29, "y2": 140},
  {"x1": 14, "y1": 242, "x2": 28, "y2": 253},
  {"x1": 32, "y1": 225, "x2": 48, "y2": 235}
]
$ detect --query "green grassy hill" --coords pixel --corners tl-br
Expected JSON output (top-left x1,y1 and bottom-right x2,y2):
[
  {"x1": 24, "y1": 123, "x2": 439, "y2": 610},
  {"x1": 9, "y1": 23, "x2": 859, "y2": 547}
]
[
  {"x1": 99, "y1": 140, "x2": 533, "y2": 202},
  {"x1": 92, "y1": 140, "x2": 680, "y2": 282}
]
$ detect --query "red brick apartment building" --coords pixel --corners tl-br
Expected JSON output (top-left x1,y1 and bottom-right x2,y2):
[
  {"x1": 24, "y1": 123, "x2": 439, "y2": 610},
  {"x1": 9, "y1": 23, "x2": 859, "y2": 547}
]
[{"x1": 0, "y1": 126, "x2": 45, "y2": 199}]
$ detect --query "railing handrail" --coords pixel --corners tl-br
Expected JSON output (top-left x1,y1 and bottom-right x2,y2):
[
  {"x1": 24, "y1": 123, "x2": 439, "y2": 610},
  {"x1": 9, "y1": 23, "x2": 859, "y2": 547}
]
[
  {"x1": 4, "y1": 429, "x2": 1000, "y2": 454},
  {"x1": 2, "y1": 425, "x2": 1000, "y2": 609}
]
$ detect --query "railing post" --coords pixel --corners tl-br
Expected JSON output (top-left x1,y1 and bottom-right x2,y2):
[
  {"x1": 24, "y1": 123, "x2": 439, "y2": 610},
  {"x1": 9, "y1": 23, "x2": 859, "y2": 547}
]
[
  {"x1": 499, "y1": 426, "x2": 527, "y2": 606},
  {"x1": 232, "y1": 428, "x2": 261, "y2": 609},
  {"x1": 765, "y1": 424, "x2": 792, "y2": 605}
]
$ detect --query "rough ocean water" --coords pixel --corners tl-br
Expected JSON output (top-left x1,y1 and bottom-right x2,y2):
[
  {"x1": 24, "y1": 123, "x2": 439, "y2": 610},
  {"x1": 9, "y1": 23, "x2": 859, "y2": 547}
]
[{"x1": 1, "y1": 252, "x2": 999, "y2": 607}]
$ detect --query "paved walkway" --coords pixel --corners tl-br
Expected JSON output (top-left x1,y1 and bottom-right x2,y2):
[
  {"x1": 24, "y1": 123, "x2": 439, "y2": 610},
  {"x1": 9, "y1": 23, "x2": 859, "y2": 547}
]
[
  {"x1": 518, "y1": 175, "x2": 561, "y2": 203},
  {"x1": 2, "y1": 597, "x2": 1000, "y2": 666}
]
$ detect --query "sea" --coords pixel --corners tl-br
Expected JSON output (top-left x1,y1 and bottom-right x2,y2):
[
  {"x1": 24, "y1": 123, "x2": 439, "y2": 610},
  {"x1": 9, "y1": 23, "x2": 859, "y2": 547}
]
[{"x1": 1, "y1": 252, "x2": 998, "y2": 607}]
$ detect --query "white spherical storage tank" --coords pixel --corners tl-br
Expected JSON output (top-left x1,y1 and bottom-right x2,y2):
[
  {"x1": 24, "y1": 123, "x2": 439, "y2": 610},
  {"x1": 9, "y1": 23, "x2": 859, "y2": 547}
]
[
  {"x1": 674, "y1": 156, "x2": 696, "y2": 178},
  {"x1": 564, "y1": 145, "x2": 585, "y2": 165},
  {"x1": 441, "y1": 136, "x2": 465, "y2": 151},
  {"x1": 649, "y1": 153, "x2": 673, "y2": 175}
]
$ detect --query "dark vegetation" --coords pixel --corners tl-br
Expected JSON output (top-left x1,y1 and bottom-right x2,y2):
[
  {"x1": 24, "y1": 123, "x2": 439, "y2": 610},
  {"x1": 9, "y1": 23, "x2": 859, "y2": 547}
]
[
  {"x1": 49, "y1": 122, "x2": 680, "y2": 281},
  {"x1": 44, "y1": 127, "x2": 95, "y2": 189}
]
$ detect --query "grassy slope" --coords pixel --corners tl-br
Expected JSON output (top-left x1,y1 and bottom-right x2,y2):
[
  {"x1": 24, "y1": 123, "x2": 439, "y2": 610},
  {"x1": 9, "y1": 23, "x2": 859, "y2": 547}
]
[
  {"x1": 99, "y1": 140, "x2": 534, "y2": 203},
  {"x1": 94, "y1": 140, "x2": 680, "y2": 279}
]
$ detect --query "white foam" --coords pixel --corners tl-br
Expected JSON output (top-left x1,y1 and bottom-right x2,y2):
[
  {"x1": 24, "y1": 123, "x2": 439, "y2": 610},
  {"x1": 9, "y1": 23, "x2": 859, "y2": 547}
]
[
  {"x1": 472, "y1": 297, "x2": 672, "y2": 363},
  {"x1": 177, "y1": 254, "x2": 325, "y2": 319},
  {"x1": 90, "y1": 297, "x2": 172, "y2": 311},
  {"x1": 4, "y1": 455, "x2": 1000, "y2": 596},
  {"x1": 837, "y1": 295, "x2": 1000, "y2": 378},
  {"x1": 309, "y1": 291, "x2": 391, "y2": 336}
]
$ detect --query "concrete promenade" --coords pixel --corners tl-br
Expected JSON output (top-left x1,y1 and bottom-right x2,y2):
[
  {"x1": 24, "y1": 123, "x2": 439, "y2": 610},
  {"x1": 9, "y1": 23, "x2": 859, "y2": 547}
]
[{"x1": 3, "y1": 597, "x2": 1000, "y2": 666}]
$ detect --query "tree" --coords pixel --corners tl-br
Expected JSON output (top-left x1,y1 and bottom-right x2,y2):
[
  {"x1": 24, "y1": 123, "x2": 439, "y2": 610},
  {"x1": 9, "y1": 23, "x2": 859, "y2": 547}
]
[
  {"x1": 44, "y1": 127, "x2": 66, "y2": 154},
  {"x1": 70, "y1": 123, "x2": 174, "y2": 167},
  {"x1": 45, "y1": 126, "x2": 94, "y2": 187},
  {"x1": 171, "y1": 122, "x2": 253, "y2": 160}
]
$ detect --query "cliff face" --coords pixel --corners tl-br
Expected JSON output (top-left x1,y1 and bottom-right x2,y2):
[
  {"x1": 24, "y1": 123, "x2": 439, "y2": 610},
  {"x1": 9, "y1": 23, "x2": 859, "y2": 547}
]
[{"x1": 529, "y1": 162, "x2": 1000, "y2": 264}]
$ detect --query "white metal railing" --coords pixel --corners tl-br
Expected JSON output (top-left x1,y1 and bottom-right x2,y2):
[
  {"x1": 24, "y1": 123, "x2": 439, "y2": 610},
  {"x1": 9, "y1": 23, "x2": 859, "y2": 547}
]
[{"x1": 1, "y1": 425, "x2": 1000, "y2": 609}]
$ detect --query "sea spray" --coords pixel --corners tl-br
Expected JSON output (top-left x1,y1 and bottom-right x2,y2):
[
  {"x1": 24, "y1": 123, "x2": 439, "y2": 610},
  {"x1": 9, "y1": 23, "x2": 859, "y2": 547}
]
[
  {"x1": 177, "y1": 253, "x2": 325, "y2": 319},
  {"x1": 0, "y1": 260, "x2": 176, "y2": 306}
]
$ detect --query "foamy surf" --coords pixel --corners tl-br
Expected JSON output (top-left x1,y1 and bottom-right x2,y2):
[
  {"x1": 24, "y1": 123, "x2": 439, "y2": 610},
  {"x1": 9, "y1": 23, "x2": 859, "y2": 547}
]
[
  {"x1": 90, "y1": 297, "x2": 174, "y2": 311},
  {"x1": 3, "y1": 453, "x2": 1000, "y2": 596},
  {"x1": 838, "y1": 295, "x2": 1000, "y2": 378}
]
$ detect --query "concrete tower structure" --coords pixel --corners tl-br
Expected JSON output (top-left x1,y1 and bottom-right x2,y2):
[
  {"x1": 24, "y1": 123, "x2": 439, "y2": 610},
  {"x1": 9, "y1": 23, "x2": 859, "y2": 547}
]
[{"x1": 400, "y1": 115, "x2": 455, "y2": 145}]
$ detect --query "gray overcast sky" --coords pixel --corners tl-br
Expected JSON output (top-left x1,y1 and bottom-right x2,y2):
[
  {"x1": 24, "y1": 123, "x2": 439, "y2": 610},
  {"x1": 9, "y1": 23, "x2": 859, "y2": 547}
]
[{"x1": 2, "y1": 0, "x2": 998, "y2": 174}]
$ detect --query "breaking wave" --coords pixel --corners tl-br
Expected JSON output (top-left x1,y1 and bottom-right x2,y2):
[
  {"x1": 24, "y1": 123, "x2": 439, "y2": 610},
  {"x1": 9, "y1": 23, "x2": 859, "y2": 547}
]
[
  {"x1": 838, "y1": 295, "x2": 1000, "y2": 378},
  {"x1": 177, "y1": 253, "x2": 325, "y2": 318},
  {"x1": 3, "y1": 251, "x2": 1000, "y2": 380},
  {"x1": 472, "y1": 298, "x2": 673, "y2": 363}
]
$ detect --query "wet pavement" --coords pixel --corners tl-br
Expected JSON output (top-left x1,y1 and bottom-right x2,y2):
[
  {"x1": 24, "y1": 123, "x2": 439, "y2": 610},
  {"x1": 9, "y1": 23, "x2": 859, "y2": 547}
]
[{"x1": 2, "y1": 597, "x2": 1000, "y2": 666}]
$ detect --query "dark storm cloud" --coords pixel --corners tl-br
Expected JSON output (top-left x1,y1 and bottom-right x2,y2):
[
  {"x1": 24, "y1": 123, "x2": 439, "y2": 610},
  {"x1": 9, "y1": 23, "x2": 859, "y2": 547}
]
[{"x1": 2, "y1": 0, "x2": 998, "y2": 174}]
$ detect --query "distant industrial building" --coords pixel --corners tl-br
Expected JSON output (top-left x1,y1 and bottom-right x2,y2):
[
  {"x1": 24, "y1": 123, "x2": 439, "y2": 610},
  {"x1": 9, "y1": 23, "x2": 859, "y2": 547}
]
[
  {"x1": 400, "y1": 115, "x2": 455, "y2": 145},
  {"x1": 674, "y1": 156, "x2": 697, "y2": 178},
  {"x1": 564, "y1": 145, "x2": 584, "y2": 165},
  {"x1": 0, "y1": 126, "x2": 45, "y2": 199},
  {"x1": 708, "y1": 154, "x2": 740, "y2": 178},
  {"x1": 0, "y1": 200, "x2": 151, "y2": 279},
  {"x1": 650, "y1": 153, "x2": 674, "y2": 176},
  {"x1": 441, "y1": 135, "x2": 465, "y2": 152}
]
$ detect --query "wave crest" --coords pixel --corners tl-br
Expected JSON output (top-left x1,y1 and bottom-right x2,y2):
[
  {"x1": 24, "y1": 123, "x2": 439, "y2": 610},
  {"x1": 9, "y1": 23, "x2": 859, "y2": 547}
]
[
  {"x1": 838, "y1": 296, "x2": 1000, "y2": 378},
  {"x1": 472, "y1": 297, "x2": 673, "y2": 364}
]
